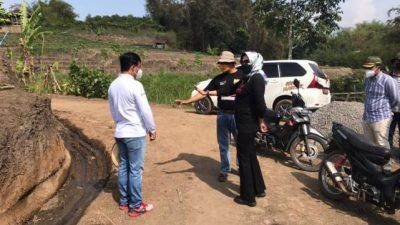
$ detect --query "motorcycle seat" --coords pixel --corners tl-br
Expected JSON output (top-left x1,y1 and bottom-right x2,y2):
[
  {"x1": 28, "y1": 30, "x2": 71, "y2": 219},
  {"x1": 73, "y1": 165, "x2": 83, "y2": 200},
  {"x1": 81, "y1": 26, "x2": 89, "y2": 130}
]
[{"x1": 334, "y1": 123, "x2": 391, "y2": 164}]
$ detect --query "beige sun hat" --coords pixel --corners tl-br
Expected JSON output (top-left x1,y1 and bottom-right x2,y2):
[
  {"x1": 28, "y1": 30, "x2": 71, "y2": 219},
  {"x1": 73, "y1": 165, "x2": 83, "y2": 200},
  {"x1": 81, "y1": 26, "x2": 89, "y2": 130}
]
[{"x1": 217, "y1": 51, "x2": 236, "y2": 64}]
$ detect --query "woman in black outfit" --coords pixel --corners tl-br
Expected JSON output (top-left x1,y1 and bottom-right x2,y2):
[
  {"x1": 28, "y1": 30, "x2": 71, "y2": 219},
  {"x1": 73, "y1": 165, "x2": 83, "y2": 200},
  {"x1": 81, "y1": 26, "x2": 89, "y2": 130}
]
[
  {"x1": 233, "y1": 52, "x2": 268, "y2": 207},
  {"x1": 195, "y1": 51, "x2": 268, "y2": 206}
]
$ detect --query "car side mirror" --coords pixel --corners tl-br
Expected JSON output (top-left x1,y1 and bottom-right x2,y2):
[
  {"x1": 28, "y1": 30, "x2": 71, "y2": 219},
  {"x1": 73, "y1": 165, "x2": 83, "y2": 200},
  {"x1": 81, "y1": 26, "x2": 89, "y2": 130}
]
[{"x1": 293, "y1": 79, "x2": 300, "y2": 89}]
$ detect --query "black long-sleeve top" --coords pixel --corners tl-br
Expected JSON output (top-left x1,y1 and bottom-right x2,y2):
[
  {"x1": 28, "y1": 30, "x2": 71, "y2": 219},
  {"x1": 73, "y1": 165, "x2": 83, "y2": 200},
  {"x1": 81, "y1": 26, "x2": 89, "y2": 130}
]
[{"x1": 219, "y1": 73, "x2": 267, "y2": 132}]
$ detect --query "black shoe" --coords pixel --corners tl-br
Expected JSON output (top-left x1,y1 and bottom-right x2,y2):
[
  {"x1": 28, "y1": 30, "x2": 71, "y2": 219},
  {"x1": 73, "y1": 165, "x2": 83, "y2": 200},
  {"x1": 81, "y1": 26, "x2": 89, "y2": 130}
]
[
  {"x1": 234, "y1": 196, "x2": 256, "y2": 207},
  {"x1": 230, "y1": 168, "x2": 240, "y2": 176},
  {"x1": 256, "y1": 192, "x2": 266, "y2": 198},
  {"x1": 218, "y1": 173, "x2": 228, "y2": 182}
]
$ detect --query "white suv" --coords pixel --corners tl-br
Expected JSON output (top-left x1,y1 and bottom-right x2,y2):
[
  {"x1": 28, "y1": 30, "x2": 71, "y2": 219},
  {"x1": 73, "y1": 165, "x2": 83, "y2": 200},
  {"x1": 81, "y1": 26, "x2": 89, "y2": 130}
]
[{"x1": 192, "y1": 60, "x2": 331, "y2": 114}]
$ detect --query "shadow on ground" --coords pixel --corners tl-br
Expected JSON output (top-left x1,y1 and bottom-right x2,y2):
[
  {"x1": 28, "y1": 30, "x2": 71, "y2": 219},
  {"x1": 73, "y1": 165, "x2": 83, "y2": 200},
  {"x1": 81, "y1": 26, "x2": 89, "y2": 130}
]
[
  {"x1": 291, "y1": 171, "x2": 400, "y2": 225},
  {"x1": 156, "y1": 153, "x2": 239, "y2": 198},
  {"x1": 257, "y1": 147, "x2": 300, "y2": 170}
]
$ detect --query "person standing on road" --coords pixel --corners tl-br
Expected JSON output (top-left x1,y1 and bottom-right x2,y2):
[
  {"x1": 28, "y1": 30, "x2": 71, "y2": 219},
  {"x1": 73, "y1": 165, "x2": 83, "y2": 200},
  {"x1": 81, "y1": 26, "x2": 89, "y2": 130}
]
[
  {"x1": 233, "y1": 52, "x2": 268, "y2": 207},
  {"x1": 211, "y1": 51, "x2": 268, "y2": 207},
  {"x1": 108, "y1": 52, "x2": 156, "y2": 218},
  {"x1": 389, "y1": 60, "x2": 400, "y2": 149},
  {"x1": 362, "y1": 56, "x2": 399, "y2": 149},
  {"x1": 175, "y1": 51, "x2": 244, "y2": 182}
]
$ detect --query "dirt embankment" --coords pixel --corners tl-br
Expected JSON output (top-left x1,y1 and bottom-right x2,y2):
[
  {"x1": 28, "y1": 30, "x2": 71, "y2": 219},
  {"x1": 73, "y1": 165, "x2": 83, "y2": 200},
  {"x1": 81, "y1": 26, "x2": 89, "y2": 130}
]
[
  {"x1": 0, "y1": 47, "x2": 110, "y2": 224},
  {"x1": 0, "y1": 89, "x2": 68, "y2": 221}
]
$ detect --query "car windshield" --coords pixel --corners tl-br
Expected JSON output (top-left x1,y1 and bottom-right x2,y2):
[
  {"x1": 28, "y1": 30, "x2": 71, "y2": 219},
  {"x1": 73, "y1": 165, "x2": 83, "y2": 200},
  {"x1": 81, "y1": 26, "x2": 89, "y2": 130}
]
[{"x1": 309, "y1": 63, "x2": 327, "y2": 79}]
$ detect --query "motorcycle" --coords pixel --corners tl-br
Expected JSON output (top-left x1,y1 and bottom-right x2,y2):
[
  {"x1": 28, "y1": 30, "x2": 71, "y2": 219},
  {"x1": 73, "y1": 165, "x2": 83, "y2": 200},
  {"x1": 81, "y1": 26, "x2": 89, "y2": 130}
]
[
  {"x1": 319, "y1": 122, "x2": 400, "y2": 214},
  {"x1": 255, "y1": 79, "x2": 328, "y2": 172}
]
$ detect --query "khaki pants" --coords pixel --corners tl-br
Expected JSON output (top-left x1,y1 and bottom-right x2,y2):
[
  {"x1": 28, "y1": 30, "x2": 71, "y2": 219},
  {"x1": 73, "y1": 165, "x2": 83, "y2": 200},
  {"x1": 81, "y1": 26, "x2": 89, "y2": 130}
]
[{"x1": 363, "y1": 118, "x2": 392, "y2": 149}]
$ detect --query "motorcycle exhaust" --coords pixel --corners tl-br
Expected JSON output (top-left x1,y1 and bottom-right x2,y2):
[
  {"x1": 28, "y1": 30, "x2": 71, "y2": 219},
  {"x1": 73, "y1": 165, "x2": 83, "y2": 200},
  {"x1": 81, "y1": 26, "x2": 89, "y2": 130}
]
[
  {"x1": 326, "y1": 161, "x2": 343, "y2": 182},
  {"x1": 325, "y1": 161, "x2": 352, "y2": 195}
]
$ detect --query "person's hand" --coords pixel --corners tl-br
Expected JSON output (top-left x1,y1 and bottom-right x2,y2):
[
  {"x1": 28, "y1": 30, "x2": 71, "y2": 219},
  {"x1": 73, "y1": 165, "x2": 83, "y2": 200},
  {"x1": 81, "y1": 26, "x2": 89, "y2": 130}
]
[
  {"x1": 194, "y1": 86, "x2": 207, "y2": 95},
  {"x1": 259, "y1": 120, "x2": 268, "y2": 133},
  {"x1": 149, "y1": 131, "x2": 156, "y2": 141},
  {"x1": 175, "y1": 99, "x2": 190, "y2": 105}
]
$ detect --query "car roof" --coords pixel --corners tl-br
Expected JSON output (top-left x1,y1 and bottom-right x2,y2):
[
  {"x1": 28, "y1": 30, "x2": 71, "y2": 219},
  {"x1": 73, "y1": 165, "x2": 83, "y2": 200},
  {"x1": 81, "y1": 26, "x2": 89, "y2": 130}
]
[{"x1": 263, "y1": 59, "x2": 318, "y2": 65}]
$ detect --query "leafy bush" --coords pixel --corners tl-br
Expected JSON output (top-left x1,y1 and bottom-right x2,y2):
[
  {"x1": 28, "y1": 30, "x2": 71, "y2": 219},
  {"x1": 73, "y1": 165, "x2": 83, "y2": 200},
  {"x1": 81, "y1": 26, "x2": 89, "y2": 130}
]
[
  {"x1": 67, "y1": 61, "x2": 114, "y2": 98},
  {"x1": 25, "y1": 70, "x2": 69, "y2": 95},
  {"x1": 330, "y1": 70, "x2": 365, "y2": 93}
]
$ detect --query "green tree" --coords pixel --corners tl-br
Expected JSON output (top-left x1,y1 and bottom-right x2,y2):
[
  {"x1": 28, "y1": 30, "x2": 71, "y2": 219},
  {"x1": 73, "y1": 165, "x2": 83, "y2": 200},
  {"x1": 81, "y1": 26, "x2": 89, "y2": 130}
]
[
  {"x1": 310, "y1": 21, "x2": 399, "y2": 68},
  {"x1": 254, "y1": 0, "x2": 345, "y2": 59},
  {"x1": 38, "y1": 0, "x2": 77, "y2": 29},
  {"x1": 0, "y1": 1, "x2": 10, "y2": 25},
  {"x1": 387, "y1": 5, "x2": 400, "y2": 41},
  {"x1": 230, "y1": 28, "x2": 250, "y2": 54},
  {"x1": 146, "y1": 0, "x2": 254, "y2": 53}
]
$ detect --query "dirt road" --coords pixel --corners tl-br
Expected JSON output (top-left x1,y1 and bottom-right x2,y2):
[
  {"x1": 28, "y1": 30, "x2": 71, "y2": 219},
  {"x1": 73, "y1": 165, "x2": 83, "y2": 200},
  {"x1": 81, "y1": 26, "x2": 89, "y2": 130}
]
[{"x1": 51, "y1": 95, "x2": 400, "y2": 225}]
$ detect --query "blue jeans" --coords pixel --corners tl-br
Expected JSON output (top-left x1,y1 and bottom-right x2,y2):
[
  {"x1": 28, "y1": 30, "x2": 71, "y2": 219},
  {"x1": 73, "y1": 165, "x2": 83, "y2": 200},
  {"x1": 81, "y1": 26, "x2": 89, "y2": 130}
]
[
  {"x1": 116, "y1": 136, "x2": 146, "y2": 208},
  {"x1": 217, "y1": 112, "x2": 238, "y2": 175}
]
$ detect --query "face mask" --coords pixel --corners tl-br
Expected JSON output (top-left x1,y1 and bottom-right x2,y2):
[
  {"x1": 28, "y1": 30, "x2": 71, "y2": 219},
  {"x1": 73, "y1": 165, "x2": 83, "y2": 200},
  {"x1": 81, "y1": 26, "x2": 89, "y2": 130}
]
[
  {"x1": 240, "y1": 64, "x2": 252, "y2": 75},
  {"x1": 135, "y1": 69, "x2": 143, "y2": 80},
  {"x1": 365, "y1": 70, "x2": 376, "y2": 78}
]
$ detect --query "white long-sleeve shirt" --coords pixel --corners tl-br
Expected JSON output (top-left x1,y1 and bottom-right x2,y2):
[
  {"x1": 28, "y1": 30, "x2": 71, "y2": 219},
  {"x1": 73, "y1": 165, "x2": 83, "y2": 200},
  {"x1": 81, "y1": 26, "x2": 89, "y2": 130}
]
[{"x1": 108, "y1": 74, "x2": 156, "y2": 138}]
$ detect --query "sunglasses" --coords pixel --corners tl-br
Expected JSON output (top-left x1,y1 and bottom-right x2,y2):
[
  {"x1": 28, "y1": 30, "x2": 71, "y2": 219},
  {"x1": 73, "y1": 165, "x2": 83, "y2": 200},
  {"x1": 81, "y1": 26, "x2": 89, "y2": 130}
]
[{"x1": 240, "y1": 59, "x2": 250, "y2": 65}]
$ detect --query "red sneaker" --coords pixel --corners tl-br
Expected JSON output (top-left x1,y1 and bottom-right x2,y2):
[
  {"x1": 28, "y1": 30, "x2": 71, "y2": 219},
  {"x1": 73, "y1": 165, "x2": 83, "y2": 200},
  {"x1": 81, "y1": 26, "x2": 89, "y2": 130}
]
[
  {"x1": 118, "y1": 204, "x2": 129, "y2": 212},
  {"x1": 128, "y1": 202, "x2": 154, "y2": 217}
]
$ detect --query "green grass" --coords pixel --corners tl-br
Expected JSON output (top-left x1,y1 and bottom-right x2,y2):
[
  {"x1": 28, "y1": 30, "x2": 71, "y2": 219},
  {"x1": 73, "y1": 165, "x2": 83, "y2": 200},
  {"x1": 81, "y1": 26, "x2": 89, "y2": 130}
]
[
  {"x1": 141, "y1": 71, "x2": 211, "y2": 105},
  {"x1": 24, "y1": 67, "x2": 211, "y2": 105},
  {"x1": 3, "y1": 26, "x2": 175, "y2": 56}
]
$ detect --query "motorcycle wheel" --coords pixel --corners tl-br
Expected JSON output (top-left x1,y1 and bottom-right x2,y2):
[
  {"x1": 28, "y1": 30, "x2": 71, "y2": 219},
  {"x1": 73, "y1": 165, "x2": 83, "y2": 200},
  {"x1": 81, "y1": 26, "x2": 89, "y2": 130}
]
[
  {"x1": 318, "y1": 151, "x2": 349, "y2": 200},
  {"x1": 289, "y1": 134, "x2": 327, "y2": 172}
]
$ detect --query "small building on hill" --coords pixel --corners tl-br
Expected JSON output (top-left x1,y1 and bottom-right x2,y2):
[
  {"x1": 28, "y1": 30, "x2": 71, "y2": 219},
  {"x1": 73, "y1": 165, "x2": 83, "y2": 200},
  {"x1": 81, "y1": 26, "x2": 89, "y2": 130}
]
[{"x1": 154, "y1": 41, "x2": 167, "y2": 49}]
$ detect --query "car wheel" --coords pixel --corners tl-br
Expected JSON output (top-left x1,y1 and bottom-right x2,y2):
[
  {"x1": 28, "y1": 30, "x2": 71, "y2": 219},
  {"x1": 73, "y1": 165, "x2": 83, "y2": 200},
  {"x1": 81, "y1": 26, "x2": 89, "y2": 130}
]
[
  {"x1": 274, "y1": 99, "x2": 292, "y2": 118},
  {"x1": 194, "y1": 97, "x2": 213, "y2": 114}
]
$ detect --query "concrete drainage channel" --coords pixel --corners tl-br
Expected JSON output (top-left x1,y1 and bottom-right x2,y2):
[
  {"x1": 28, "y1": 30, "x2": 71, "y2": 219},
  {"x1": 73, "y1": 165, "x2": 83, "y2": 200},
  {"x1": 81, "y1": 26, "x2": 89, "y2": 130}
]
[{"x1": 26, "y1": 119, "x2": 111, "y2": 225}]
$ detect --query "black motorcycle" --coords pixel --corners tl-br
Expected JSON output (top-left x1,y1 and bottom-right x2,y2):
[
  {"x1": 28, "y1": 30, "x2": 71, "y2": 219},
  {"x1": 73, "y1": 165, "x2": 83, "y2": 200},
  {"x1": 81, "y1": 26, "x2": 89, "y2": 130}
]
[
  {"x1": 319, "y1": 122, "x2": 400, "y2": 214},
  {"x1": 255, "y1": 79, "x2": 328, "y2": 172}
]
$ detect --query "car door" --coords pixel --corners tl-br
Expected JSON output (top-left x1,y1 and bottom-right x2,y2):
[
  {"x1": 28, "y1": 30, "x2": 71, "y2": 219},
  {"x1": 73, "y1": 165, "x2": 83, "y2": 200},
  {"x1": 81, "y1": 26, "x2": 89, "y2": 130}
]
[
  {"x1": 278, "y1": 62, "x2": 307, "y2": 94},
  {"x1": 262, "y1": 63, "x2": 281, "y2": 109}
]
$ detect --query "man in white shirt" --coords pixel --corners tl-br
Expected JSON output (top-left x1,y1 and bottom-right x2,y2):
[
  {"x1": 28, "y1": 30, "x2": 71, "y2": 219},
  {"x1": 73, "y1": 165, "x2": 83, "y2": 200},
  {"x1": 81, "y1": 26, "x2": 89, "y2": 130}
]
[{"x1": 108, "y1": 52, "x2": 156, "y2": 218}]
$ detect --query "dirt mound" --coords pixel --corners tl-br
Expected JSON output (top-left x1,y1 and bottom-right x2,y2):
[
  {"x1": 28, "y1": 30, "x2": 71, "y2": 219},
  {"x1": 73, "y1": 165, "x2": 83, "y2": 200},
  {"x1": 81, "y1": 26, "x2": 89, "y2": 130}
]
[
  {"x1": 320, "y1": 66, "x2": 353, "y2": 80},
  {"x1": 0, "y1": 89, "x2": 67, "y2": 214}
]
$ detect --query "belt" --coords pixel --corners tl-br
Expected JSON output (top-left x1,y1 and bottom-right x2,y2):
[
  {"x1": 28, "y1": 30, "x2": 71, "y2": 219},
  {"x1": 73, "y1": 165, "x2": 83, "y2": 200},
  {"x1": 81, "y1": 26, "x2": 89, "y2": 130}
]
[{"x1": 219, "y1": 110, "x2": 235, "y2": 114}]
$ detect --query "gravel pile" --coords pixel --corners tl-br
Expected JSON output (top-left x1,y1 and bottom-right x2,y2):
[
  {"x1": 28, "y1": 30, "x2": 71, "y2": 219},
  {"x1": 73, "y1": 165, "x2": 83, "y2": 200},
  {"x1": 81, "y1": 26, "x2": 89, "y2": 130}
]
[
  {"x1": 311, "y1": 101, "x2": 399, "y2": 148},
  {"x1": 311, "y1": 101, "x2": 365, "y2": 138}
]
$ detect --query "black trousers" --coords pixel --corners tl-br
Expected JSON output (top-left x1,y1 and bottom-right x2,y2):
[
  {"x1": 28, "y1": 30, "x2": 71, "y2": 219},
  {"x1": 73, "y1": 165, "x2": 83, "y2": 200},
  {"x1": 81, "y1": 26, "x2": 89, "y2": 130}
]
[
  {"x1": 389, "y1": 112, "x2": 400, "y2": 148},
  {"x1": 236, "y1": 131, "x2": 266, "y2": 202}
]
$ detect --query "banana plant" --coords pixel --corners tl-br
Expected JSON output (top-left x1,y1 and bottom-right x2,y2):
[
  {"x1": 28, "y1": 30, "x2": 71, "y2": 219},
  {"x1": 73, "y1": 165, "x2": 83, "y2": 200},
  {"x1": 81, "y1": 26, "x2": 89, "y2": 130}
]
[{"x1": 19, "y1": 0, "x2": 50, "y2": 83}]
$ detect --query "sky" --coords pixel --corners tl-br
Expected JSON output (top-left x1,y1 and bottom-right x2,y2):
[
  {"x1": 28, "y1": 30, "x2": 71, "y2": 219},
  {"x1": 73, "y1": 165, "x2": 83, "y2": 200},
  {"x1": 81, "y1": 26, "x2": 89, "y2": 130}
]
[{"x1": 3, "y1": 0, "x2": 400, "y2": 28}]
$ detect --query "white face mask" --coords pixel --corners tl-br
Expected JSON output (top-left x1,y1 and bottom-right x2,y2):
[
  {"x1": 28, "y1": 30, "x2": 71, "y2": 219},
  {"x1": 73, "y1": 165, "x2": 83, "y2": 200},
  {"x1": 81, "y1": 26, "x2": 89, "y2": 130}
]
[
  {"x1": 135, "y1": 69, "x2": 143, "y2": 80},
  {"x1": 365, "y1": 70, "x2": 376, "y2": 78}
]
